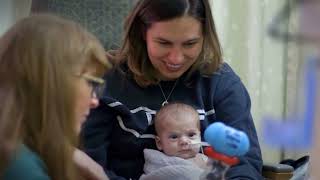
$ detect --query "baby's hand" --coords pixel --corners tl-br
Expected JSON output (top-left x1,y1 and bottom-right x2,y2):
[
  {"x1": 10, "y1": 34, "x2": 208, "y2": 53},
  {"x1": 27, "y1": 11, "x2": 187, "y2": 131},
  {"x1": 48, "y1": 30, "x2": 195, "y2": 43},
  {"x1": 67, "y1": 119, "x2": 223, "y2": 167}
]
[{"x1": 188, "y1": 153, "x2": 211, "y2": 169}]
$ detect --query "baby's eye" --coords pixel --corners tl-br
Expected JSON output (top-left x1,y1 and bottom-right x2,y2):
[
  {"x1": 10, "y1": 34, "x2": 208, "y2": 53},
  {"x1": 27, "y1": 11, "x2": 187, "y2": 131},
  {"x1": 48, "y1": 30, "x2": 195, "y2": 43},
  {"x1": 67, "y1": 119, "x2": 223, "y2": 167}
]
[
  {"x1": 188, "y1": 132, "x2": 198, "y2": 138},
  {"x1": 169, "y1": 134, "x2": 178, "y2": 139}
]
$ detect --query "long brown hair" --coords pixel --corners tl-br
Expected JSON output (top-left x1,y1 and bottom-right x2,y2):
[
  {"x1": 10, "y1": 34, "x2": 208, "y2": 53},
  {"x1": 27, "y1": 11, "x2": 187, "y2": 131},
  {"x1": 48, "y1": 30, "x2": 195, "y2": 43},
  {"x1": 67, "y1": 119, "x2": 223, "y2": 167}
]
[
  {"x1": 0, "y1": 14, "x2": 111, "y2": 179},
  {"x1": 110, "y1": 0, "x2": 222, "y2": 87}
]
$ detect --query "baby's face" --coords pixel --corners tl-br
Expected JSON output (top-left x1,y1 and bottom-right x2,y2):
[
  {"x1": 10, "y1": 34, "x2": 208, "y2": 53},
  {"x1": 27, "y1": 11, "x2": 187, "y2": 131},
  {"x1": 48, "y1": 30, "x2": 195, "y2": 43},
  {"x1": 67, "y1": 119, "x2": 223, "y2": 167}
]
[{"x1": 156, "y1": 113, "x2": 201, "y2": 159}]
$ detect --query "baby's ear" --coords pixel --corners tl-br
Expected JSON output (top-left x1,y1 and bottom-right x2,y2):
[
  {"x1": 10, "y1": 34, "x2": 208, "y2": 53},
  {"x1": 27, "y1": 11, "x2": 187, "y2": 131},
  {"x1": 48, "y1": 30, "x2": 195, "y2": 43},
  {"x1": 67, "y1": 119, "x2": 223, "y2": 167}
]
[{"x1": 155, "y1": 136, "x2": 162, "y2": 150}]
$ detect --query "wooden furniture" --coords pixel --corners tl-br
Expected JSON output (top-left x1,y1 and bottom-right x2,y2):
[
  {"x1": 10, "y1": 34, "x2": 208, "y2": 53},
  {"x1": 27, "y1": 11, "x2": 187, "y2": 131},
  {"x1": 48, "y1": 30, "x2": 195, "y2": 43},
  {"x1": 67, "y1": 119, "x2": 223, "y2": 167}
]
[{"x1": 262, "y1": 163, "x2": 294, "y2": 180}]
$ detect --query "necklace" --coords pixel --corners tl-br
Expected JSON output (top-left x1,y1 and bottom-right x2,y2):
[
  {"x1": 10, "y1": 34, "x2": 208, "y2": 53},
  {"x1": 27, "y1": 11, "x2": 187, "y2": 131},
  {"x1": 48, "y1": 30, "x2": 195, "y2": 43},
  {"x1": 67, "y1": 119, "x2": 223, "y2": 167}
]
[{"x1": 158, "y1": 79, "x2": 179, "y2": 106}]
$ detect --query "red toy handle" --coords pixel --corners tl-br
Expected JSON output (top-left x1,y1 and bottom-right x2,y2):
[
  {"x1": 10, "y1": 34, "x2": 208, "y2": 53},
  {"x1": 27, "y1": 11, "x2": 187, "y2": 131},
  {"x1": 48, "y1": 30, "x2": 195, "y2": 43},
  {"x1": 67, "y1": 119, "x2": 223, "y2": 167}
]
[{"x1": 204, "y1": 146, "x2": 239, "y2": 166}]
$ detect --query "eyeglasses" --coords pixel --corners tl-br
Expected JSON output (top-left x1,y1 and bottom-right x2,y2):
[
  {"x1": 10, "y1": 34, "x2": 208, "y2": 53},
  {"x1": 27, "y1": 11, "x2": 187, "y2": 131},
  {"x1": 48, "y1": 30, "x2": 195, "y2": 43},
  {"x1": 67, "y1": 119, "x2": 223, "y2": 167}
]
[{"x1": 78, "y1": 74, "x2": 105, "y2": 99}]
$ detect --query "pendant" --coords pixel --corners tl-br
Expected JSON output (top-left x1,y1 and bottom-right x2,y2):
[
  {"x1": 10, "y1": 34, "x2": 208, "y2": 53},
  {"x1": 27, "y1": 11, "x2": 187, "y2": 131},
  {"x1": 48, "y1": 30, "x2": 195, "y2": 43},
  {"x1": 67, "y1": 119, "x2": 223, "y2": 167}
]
[{"x1": 162, "y1": 100, "x2": 168, "y2": 106}]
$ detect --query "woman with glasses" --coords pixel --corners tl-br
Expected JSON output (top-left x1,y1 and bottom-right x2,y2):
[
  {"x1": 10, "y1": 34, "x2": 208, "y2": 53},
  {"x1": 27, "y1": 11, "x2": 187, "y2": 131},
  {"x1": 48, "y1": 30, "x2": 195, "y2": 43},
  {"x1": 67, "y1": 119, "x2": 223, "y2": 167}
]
[
  {"x1": 0, "y1": 14, "x2": 111, "y2": 180},
  {"x1": 82, "y1": 0, "x2": 263, "y2": 179}
]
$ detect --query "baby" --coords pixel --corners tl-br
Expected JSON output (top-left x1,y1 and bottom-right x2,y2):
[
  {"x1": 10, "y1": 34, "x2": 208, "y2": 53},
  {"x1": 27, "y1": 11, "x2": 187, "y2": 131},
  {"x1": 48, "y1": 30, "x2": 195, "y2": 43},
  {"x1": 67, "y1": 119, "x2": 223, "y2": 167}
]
[{"x1": 140, "y1": 102, "x2": 210, "y2": 180}]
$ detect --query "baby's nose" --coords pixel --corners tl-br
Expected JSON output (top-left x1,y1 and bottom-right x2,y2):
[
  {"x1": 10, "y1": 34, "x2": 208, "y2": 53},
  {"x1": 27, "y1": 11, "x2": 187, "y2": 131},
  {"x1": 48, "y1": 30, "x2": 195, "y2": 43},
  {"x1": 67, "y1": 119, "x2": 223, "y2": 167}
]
[{"x1": 180, "y1": 136, "x2": 191, "y2": 147}]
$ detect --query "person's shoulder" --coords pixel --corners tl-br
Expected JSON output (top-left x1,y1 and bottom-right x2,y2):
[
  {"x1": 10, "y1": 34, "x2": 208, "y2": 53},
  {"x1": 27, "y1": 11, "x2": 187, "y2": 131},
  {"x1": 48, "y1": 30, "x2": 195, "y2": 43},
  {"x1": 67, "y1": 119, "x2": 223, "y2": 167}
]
[
  {"x1": 3, "y1": 144, "x2": 50, "y2": 180},
  {"x1": 199, "y1": 62, "x2": 240, "y2": 84},
  {"x1": 212, "y1": 62, "x2": 240, "y2": 80}
]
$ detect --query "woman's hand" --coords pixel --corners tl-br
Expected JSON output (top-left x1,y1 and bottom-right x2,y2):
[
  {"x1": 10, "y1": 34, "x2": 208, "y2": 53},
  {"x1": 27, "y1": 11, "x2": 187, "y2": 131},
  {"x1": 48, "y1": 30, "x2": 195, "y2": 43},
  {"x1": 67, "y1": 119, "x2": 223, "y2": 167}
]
[{"x1": 73, "y1": 148, "x2": 109, "y2": 180}]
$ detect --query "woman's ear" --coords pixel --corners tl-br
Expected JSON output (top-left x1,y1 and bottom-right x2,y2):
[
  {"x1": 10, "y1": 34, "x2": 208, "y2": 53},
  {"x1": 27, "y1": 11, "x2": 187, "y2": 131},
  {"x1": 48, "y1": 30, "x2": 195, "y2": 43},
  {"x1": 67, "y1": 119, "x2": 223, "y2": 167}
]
[{"x1": 155, "y1": 136, "x2": 162, "y2": 150}]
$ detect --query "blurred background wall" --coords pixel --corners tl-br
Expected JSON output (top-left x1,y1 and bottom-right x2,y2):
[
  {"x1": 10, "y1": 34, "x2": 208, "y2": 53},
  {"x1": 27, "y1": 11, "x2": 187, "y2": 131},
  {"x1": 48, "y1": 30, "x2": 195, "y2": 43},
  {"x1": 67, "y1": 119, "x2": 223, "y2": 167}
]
[{"x1": 0, "y1": 0, "x2": 31, "y2": 35}]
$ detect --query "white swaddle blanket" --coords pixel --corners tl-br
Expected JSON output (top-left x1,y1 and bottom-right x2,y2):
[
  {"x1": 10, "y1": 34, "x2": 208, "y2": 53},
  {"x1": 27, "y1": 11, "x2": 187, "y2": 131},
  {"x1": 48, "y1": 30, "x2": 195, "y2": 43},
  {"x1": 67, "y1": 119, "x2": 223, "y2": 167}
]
[{"x1": 139, "y1": 149, "x2": 205, "y2": 180}]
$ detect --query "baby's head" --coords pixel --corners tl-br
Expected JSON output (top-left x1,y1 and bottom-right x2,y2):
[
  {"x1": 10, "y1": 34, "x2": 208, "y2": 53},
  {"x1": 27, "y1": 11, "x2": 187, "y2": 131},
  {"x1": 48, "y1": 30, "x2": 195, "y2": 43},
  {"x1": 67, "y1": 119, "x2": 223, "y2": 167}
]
[{"x1": 154, "y1": 102, "x2": 201, "y2": 159}]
